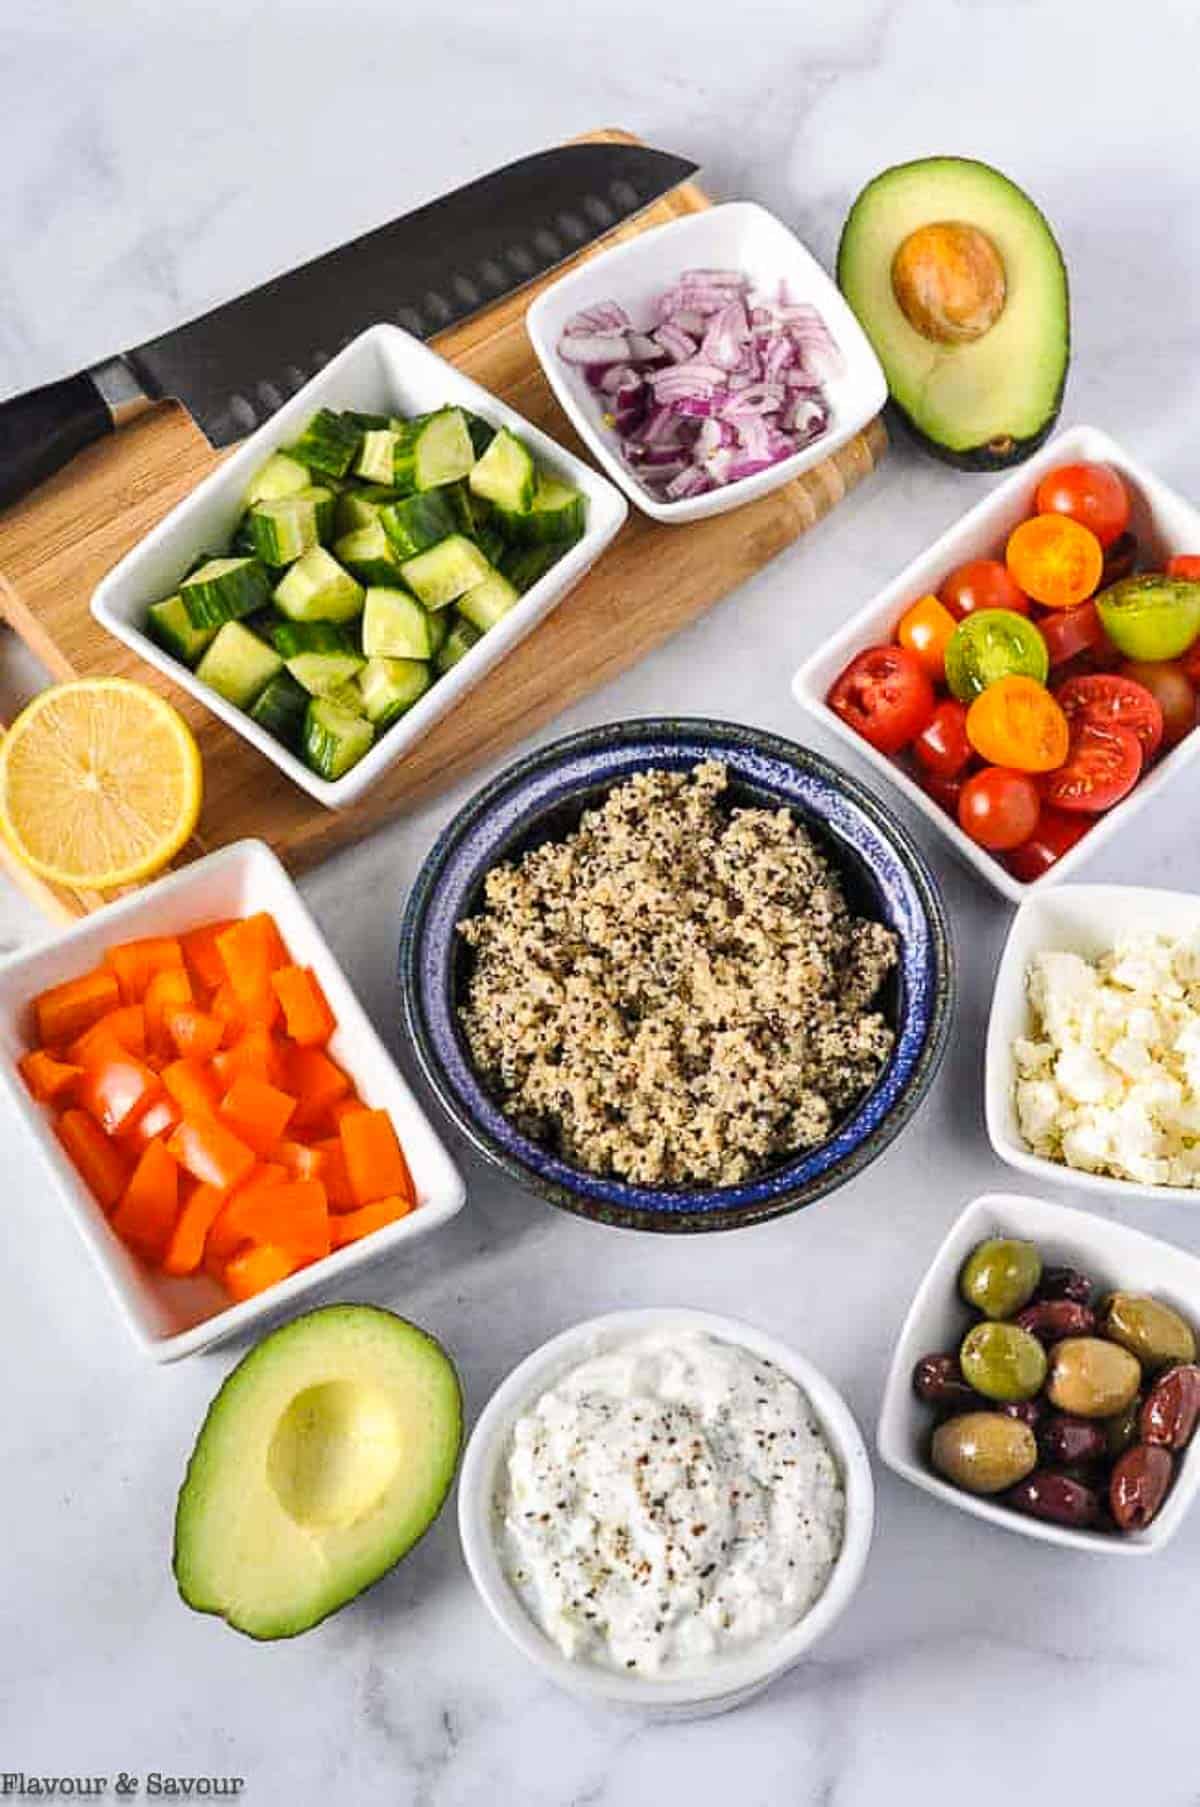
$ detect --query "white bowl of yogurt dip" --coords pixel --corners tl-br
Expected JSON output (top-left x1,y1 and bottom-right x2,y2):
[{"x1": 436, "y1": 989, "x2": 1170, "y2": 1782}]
[{"x1": 457, "y1": 1308, "x2": 874, "y2": 1717}]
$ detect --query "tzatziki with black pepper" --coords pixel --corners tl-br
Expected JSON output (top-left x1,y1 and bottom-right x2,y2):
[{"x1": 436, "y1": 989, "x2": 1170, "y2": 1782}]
[{"x1": 495, "y1": 1329, "x2": 845, "y2": 1677}]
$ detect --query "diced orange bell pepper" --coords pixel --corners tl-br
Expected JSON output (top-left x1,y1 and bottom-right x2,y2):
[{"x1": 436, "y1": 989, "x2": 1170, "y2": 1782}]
[
  {"x1": 167, "y1": 1115, "x2": 256, "y2": 1192},
  {"x1": 105, "y1": 936, "x2": 184, "y2": 1003},
  {"x1": 223, "y1": 1243, "x2": 298, "y2": 1302},
  {"x1": 164, "y1": 1006, "x2": 224, "y2": 1064},
  {"x1": 162, "y1": 1057, "x2": 222, "y2": 1120},
  {"x1": 68, "y1": 1005, "x2": 146, "y2": 1066},
  {"x1": 339, "y1": 1108, "x2": 415, "y2": 1207},
  {"x1": 180, "y1": 919, "x2": 237, "y2": 996},
  {"x1": 110, "y1": 1139, "x2": 180, "y2": 1262},
  {"x1": 211, "y1": 1025, "x2": 282, "y2": 1089},
  {"x1": 57, "y1": 1109, "x2": 131, "y2": 1211},
  {"x1": 271, "y1": 965, "x2": 336, "y2": 1048},
  {"x1": 143, "y1": 966, "x2": 194, "y2": 1057},
  {"x1": 327, "y1": 1095, "x2": 369, "y2": 1130},
  {"x1": 314, "y1": 1137, "x2": 355, "y2": 1209},
  {"x1": 219, "y1": 1073, "x2": 296, "y2": 1156},
  {"x1": 77, "y1": 1049, "x2": 162, "y2": 1136},
  {"x1": 206, "y1": 1165, "x2": 305, "y2": 1265},
  {"x1": 19, "y1": 1048, "x2": 82, "y2": 1103},
  {"x1": 117, "y1": 1093, "x2": 181, "y2": 1154},
  {"x1": 329, "y1": 1194, "x2": 413, "y2": 1248},
  {"x1": 162, "y1": 1182, "x2": 227, "y2": 1276},
  {"x1": 287, "y1": 1048, "x2": 351, "y2": 1132},
  {"x1": 218, "y1": 1178, "x2": 329, "y2": 1263},
  {"x1": 276, "y1": 1140, "x2": 326, "y2": 1181},
  {"x1": 216, "y1": 915, "x2": 287, "y2": 1026},
  {"x1": 34, "y1": 967, "x2": 120, "y2": 1047},
  {"x1": 210, "y1": 982, "x2": 246, "y2": 1041}
]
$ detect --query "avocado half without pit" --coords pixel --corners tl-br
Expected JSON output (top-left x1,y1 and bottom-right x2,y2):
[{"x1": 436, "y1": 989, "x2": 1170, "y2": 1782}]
[
  {"x1": 837, "y1": 157, "x2": 1069, "y2": 468},
  {"x1": 174, "y1": 1305, "x2": 462, "y2": 1640}
]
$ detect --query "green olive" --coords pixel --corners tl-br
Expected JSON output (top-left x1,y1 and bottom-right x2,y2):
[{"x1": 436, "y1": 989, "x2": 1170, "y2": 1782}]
[
  {"x1": 959, "y1": 1238, "x2": 1042, "y2": 1320},
  {"x1": 1046, "y1": 1337, "x2": 1141, "y2": 1418},
  {"x1": 1103, "y1": 1394, "x2": 1143, "y2": 1461},
  {"x1": 960, "y1": 1321, "x2": 1048, "y2": 1402},
  {"x1": 1098, "y1": 1293, "x2": 1197, "y2": 1370},
  {"x1": 931, "y1": 1411, "x2": 1038, "y2": 1494}
]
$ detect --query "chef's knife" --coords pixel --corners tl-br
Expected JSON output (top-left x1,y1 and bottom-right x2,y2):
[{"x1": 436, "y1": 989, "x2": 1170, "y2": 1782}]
[{"x1": 0, "y1": 141, "x2": 697, "y2": 510}]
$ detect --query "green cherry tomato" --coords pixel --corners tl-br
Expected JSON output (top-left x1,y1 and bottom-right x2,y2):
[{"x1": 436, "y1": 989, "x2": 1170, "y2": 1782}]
[
  {"x1": 1095, "y1": 576, "x2": 1200, "y2": 662},
  {"x1": 944, "y1": 609, "x2": 1050, "y2": 702}
]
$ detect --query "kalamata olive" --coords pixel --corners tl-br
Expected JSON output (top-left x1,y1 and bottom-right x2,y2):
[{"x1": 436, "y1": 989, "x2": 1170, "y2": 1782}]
[
  {"x1": 1139, "y1": 1364, "x2": 1200, "y2": 1451},
  {"x1": 1002, "y1": 1398, "x2": 1044, "y2": 1428},
  {"x1": 1034, "y1": 1265, "x2": 1095, "y2": 1307},
  {"x1": 931, "y1": 1412, "x2": 1038, "y2": 1495},
  {"x1": 960, "y1": 1321, "x2": 1048, "y2": 1402},
  {"x1": 1007, "y1": 1469, "x2": 1101, "y2": 1529},
  {"x1": 1098, "y1": 1293, "x2": 1197, "y2": 1370},
  {"x1": 1104, "y1": 1395, "x2": 1142, "y2": 1461},
  {"x1": 1110, "y1": 1443, "x2": 1175, "y2": 1531},
  {"x1": 1046, "y1": 1337, "x2": 1141, "y2": 1418},
  {"x1": 1037, "y1": 1413, "x2": 1107, "y2": 1468},
  {"x1": 1013, "y1": 1299, "x2": 1096, "y2": 1345},
  {"x1": 912, "y1": 1353, "x2": 980, "y2": 1412},
  {"x1": 960, "y1": 1238, "x2": 1042, "y2": 1320}
]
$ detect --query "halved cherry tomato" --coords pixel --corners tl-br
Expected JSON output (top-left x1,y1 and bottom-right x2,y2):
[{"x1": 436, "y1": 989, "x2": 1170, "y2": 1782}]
[
  {"x1": 1038, "y1": 600, "x2": 1108, "y2": 668},
  {"x1": 913, "y1": 699, "x2": 971, "y2": 779},
  {"x1": 1103, "y1": 533, "x2": 1139, "y2": 586},
  {"x1": 1006, "y1": 516, "x2": 1104, "y2": 609},
  {"x1": 897, "y1": 593, "x2": 957, "y2": 681},
  {"x1": 1041, "y1": 722, "x2": 1142, "y2": 813},
  {"x1": 1034, "y1": 463, "x2": 1130, "y2": 550},
  {"x1": 1119, "y1": 660, "x2": 1197, "y2": 748},
  {"x1": 966, "y1": 676, "x2": 1070, "y2": 773},
  {"x1": 920, "y1": 772, "x2": 967, "y2": 817},
  {"x1": 958, "y1": 768, "x2": 1041, "y2": 851},
  {"x1": 939, "y1": 559, "x2": 1029, "y2": 620},
  {"x1": 1054, "y1": 673, "x2": 1164, "y2": 761},
  {"x1": 1167, "y1": 555, "x2": 1200, "y2": 581},
  {"x1": 1006, "y1": 808, "x2": 1091, "y2": 882},
  {"x1": 827, "y1": 644, "x2": 934, "y2": 754}
]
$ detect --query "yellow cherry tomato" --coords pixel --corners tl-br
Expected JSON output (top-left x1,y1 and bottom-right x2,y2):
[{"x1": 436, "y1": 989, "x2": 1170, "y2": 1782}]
[
  {"x1": 966, "y1": 674, "x2": 1070, "y2": 772},
  {"x1": 897, "y1": 593, "x2": 957, "y2": 681}
]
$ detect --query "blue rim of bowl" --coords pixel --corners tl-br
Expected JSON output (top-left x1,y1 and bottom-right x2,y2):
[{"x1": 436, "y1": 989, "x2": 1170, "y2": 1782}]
[{"x1": 400, "y1": 717, "x2": 954, "y2": 1233}]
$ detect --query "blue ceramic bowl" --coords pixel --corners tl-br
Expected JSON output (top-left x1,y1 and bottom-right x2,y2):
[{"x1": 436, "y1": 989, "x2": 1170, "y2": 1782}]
[{"x1": 400, "y1": 719, "x2": 953, "y2": 1233}]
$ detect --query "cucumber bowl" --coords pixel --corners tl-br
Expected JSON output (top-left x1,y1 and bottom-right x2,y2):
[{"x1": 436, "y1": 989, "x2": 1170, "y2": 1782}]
[{"x1": 91, "y1": 325, "x2": 627, "y2": 808}]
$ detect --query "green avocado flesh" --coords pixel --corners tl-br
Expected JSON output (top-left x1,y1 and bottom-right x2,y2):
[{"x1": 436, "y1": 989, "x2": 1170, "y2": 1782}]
[
  {"x1": 174, "y1": 1305, "x2": 462, "y2": 1640},
  {"x1": 837, "y1": 157, "x2": 1069, "y2": 468}
]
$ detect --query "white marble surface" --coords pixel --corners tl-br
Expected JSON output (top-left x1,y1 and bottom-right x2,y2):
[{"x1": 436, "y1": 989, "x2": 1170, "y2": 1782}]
[{"x1": 6, "y1": 2, "x2": 1200, "y2": 1801}]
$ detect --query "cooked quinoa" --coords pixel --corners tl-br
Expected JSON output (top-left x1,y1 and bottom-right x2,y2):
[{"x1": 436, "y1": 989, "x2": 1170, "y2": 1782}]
[{"x1": 456, "y1": 761, "x2": 899, "y2": 1187}]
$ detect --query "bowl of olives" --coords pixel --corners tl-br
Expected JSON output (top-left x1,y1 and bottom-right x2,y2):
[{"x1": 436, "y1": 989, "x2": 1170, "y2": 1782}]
[{"x1": 877, "y1": 1191, "x2": 1200, "y2": 1552}]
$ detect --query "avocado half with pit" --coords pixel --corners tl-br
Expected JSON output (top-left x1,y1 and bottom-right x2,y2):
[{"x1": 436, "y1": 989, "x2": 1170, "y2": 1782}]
[
  {"x1": 837, "y1": 157, "x2": 1069, "y2": 469},
  {"x1": 174, "y1": 1305, "x2": 462, "y2": 1640}
]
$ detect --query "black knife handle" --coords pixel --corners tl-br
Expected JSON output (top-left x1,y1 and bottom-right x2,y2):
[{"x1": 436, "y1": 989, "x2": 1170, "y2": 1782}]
[{"x1": 0, "y1": 373, "x2": 113, "y2": 512}]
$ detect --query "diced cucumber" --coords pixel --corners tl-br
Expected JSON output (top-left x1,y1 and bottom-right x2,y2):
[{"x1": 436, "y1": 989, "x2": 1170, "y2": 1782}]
[
  {"x1": 245, "y1": 452, "x2": 310, "y2": 505},
  {"x1": 333, "y1": 523, "x2": 407, "y2": 587},
  {"x1": 400, "y1": 534, "x2": 492, "y2": 609},
  {"x1": 303, "y1": 697, "x2": 375, "y2": 780},
  {"x1": 286, "y1": 648, "x2": 366, "y2": 696},
  {"x1": 355, "y1": 428, "x2": 401, "y2": 485},
  {"x1": 245, "y1": 486, "x2": 334, "y2": 565},
  {"x1": 342, "y1": 410, "x2": 391, "y2": 432},
  {"x1": 475, "y1": 524, "x2": 508, "y2": 567},
  {"x1": 324, "y1": 679, "x2": 368, "y2": 717},
  {"x1": 498, "y1": 476, "x2": 586, "y2": 545},
  {"x1": 361, "y1": 587, "x2": 435, "y2": 660},
  {"x1": 377, "y1": 490, "x2": 457, "y2": 560},
  {"x1": 286, "y1": 409, "x2": 363, "y2": 479},
  {"x1": 501, "y1": 543, "x2": 565, "y2": 593},
  {"x1": 469, "y1": 426, "x2": 536, "y2": 513},
  {"x1": 248, "y1": 669, "x2": 310, "y2": 748},
  {"x1": 180, "y1": 556, "x2": 272, "y2": 628},
  {"x1": 195, "y1": 622, "x2": 283, "y2": 708},
  {"x1": 445, "y1": 481, "x2": 491, "y2": 539},
  {"x1": 434, "y1": 616, "x2": 482, "y2": 674},
  {"x1": 273, "y1": 547, "x2": 364, "y2": 624},
  {"x1": 336, "y1": 486, "x2": 399, "y2": 534},
  {"x1": 458, "y1": 569, "x2": 520, "y2": 633},
  {"x1": 393, "y1": 408, "x2": 474, "y2": 492},
  {"x1": 146, "y1": 593, "x2": 217, "y2": 665},
  {"x1": 269, "y1": 619, "x2": 359, "y2": 659},
  {"x1": 465, "y1": 411, "x2": 496, "y2": 459},
  {"x1": 230, "y1": 514, "x2": 257, "y2": 558},
  {"x1": 358, "y1": 657, "x2": 432, "y2": 729},
  {"x1": 425, "y1": 607, "x2": 450, "y2": 658}
]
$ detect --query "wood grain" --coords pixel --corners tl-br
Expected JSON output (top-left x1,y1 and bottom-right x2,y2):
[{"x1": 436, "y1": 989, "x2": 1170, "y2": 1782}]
[{"x1": 0, "y1": 131, "x2": 886, "y2": 919}]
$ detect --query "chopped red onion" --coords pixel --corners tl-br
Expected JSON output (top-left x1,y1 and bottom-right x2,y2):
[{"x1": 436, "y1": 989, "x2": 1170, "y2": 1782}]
[{"x1": 557, "y1": 331, "x2": 630, "y2": 367}]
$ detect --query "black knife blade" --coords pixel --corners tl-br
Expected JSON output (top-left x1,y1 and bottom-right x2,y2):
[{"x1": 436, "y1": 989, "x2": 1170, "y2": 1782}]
[{"x1": 0, "y1": 141, "x2": 698, "y2": 510}]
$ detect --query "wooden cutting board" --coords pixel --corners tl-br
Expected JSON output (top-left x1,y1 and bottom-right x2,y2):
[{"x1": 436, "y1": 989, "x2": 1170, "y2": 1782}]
[{"x1": 0, "y1": 130, "x2": 886, "y2": 921}]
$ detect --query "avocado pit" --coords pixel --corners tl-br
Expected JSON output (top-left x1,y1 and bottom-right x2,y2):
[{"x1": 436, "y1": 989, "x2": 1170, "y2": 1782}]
[{"x1": 891, "y1": 221, "x2": 1007, "y2": 345}]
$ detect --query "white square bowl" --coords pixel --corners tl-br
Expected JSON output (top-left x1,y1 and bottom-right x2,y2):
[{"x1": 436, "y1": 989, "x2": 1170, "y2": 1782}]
[
  {"x1": 792, "y1": 425, "x2": 1200, "y2": 904},
  {"x1": 0, "y1": 840, "x2": 466, "y2": 1362},
  {"x1": 985, "y1": 882, "x2": 1200, "y2": 1205},
  {"x1": 525, "y1": 201, "x2": 887, "y2": 524},
  {"x1": 877, "y1": 1190, "x2": 1200, "y2": 1554},
  {"x1": 92, "y1": 324, "x2": 627, "y2": 808}
]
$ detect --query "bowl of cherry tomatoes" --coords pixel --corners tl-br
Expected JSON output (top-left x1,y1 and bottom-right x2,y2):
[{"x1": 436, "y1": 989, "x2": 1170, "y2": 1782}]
[{"x1": 793, "y1": 426, "x2": 1200, "y2": 902}]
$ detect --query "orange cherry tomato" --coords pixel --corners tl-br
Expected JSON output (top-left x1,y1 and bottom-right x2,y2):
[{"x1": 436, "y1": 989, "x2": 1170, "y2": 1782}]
[
  {"x1": 897, "y1": 593, "x2": 957, "y2": 681},
  {"x1": 965, "y1": 676, "x2": 1070, "y2": 773},
  {"x1": 1006, "y1": 515, "x2": 1104, "y2": 610}
]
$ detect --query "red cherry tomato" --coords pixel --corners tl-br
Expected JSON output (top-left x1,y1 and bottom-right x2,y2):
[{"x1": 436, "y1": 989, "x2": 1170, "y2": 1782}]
[
  {"x1": 1054, "y1": 673, "x2": 1164, "y2": 761},
  {"x1": 1103, "y1": 532, "x2": 1139, "y2": 586},
  {"x1": 827, "y1": 644, "x2": 935, "y2": 755},
  {"x1": 1006, "y1": 809, "x2": 1091, "y2": 882},
  {"x1": 1041, "y1": 722, "x2": 1142, "y2": 813},
  {"x1": 1038, "y1": 600, "x2": 1108, "y2": 668},
  {"x1": 1034, "y1": 462, "x2": 1131, "y2": 550},
  {"x1": 939, "y1": 559, "x2": 1030, "y2": 620},
  {"x1": 920, "y1": 771, "x2": 967, "y2": 817},
  {"x1": 1119, "y1": 660, "x2": 1197, "y2": 748},
  {"x1": 958, "y1": 768, "x2": 1041, "y2": 851},
  {"x1": 1167, "y1": 555, "x2": 1200, "y2": 581},
  {"x1": 913, "y1": 699, "x2": 972, "y2": 779}
]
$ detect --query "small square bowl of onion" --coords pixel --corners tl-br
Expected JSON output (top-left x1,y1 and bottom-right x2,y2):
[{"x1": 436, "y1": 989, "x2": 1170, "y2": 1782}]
[
  {"x1": 526, "y1": 201, "x2": 888, "y2": 523},
  {"x1": 877, "y1": 1191, "x2": 1200, "y2": 1554}
]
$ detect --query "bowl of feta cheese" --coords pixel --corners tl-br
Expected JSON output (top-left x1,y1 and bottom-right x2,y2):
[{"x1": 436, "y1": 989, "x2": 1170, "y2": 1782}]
[
  {"x1": 986, "y1": 884, "x2": 1200, "y2": 1201},
  {"x1": 457, "y1": 1308, "x2": 874, "y2": 1716}
]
